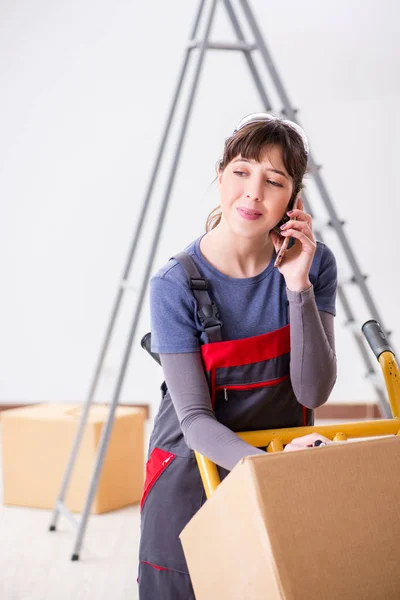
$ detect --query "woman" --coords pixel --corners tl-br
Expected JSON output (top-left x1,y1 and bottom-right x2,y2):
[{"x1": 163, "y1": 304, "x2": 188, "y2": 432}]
[{"x1": 138, "y1": 113, "x2": 337, "y2": 599}]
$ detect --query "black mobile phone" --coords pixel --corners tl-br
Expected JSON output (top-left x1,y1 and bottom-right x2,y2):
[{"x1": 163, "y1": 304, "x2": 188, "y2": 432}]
[{"x1": 273, "y1": 195, "x2": 300, "y2": 268}]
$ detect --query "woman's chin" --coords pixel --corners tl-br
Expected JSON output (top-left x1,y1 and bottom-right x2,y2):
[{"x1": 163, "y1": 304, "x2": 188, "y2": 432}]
[{"x1": 227, "y1": 220, "x2": 270, "y2": 241}]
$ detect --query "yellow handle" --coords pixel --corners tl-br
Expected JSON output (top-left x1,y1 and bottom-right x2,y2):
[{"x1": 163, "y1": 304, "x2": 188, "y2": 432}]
[{"x1": 379, "y1": 351, "x2": 400, "y2": 418}]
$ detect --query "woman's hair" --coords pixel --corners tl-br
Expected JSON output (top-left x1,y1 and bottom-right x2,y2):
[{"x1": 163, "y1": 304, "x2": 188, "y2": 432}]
[{"x1": 206, "y1": 118, "x2": 309, "y2": 232}]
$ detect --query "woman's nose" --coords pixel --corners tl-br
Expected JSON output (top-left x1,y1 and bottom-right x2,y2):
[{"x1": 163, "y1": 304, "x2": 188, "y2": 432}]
[{"x1": 245, "y1": 181, "x2": 263, "y2": 202}]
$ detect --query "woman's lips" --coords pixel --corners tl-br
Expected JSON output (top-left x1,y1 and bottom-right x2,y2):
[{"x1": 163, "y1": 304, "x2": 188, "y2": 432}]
[{"x1": 237, "y1": 207, "x2": 262, "y2": 221}]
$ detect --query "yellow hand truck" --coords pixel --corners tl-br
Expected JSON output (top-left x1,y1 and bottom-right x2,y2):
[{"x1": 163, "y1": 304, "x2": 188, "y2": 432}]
[{"x1": 195, "y1": 319, "x2": 400, "y2": 499}]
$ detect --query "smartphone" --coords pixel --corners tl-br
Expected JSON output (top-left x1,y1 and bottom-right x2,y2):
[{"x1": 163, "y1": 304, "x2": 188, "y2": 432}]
[{"x1": 273, "y1": 195, "x2": 300, "y2": 268}]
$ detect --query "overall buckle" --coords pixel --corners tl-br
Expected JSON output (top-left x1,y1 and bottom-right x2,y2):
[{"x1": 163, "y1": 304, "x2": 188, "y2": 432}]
[{"x1": 197, "y1": 302, "x2": 222, "y2": 330}]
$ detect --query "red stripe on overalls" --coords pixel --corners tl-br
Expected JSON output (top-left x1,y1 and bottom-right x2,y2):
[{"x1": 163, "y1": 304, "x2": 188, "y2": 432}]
[
  {"x1": 200, "y1": 324, "x2": 290, "y2": 370},
  {"x1": 140, "y1": 448, "x2": 176, "y2": 510},
  {"x1": 140, "y1": 561, "x2": 175, "y2": 572}
]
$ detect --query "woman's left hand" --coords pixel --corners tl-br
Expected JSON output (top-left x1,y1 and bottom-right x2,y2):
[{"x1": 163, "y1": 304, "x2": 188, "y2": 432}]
[
  {"x1": 270, "y1": 197, "x2": 316, "y2": 292},
  {"x1": 283, "y1": 432, "x2": 331, "y2": 452}
]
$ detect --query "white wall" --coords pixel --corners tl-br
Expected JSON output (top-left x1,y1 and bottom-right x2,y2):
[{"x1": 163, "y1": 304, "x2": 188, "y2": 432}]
[{"x1": 1, "y1": 0, "x2": 399, "y2": 416}]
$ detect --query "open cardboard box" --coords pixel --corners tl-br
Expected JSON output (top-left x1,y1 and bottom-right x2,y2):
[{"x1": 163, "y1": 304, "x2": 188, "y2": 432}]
[{"x1": 180, "y1": 435, "x2": 400, "y2": 599}]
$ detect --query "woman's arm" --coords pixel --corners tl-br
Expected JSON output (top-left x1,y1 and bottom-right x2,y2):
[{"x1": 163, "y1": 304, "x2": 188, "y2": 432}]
[
  {"x1": 270, "y1": 200, "x2": 337, "y2": 409},
  {"x1": 287, "y1": 285, "x2": 337, "y2": 408},
  {"x1": 160, "y1": 352, "x2": 266, "y2": 471}
]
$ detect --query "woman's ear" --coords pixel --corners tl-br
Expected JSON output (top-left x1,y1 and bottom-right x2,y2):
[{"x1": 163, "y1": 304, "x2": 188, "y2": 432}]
[{"x1": 216, "y1": 160, "x2": 225, "y2": 185}]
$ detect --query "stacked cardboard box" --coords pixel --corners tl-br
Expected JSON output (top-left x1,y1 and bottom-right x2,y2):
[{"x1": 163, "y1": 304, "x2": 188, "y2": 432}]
[{"x1": 1, "y1": 403, "x2": 146, "y2": 514}]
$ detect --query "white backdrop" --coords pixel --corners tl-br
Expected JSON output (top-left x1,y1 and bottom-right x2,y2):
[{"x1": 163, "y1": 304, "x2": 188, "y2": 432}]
[{"x1": 1, "y1": 0, "x2": 399, "y2": 416}]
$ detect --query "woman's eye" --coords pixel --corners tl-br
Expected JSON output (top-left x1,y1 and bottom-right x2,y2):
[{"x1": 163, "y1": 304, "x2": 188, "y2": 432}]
[
  {"x1": 233, "y1": 171, "x2": 283, "y2": 187},
  {"x1": 267, "y1": 180, "x2": 283, "y2": 187}
]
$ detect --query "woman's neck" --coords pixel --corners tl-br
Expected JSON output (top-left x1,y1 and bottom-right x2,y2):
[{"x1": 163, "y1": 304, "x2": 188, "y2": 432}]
[{"x1": 199, "y1": 223, "x2": 275, "y2": 279}]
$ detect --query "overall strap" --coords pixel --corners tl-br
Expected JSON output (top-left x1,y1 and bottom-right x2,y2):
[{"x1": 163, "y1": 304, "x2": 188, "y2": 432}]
[{"x1": 173, "y1": 251, "x2": 223, "y2": 343}]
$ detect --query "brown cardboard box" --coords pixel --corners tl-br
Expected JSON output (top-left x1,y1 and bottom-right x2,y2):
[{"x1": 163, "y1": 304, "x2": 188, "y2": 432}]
[
  {"x1": 1, "y1": 403, "x2": 145, "y2": 514},
  {"x1": 180, "y1": 436, "x2": 400, "y2": 600}
]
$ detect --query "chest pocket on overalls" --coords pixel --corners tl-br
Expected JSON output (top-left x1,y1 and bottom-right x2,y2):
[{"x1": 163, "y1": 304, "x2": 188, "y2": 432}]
[{"x1": 201, "y1": 325, "x2": 305, "y2": 432}]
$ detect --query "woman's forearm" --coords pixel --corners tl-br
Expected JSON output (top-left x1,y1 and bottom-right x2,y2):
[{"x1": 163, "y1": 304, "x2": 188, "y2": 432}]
[
  {"x1": 160, "y1": 352, "x2": 266, "y2": 471},
  {"x1": 287, "y1": 285, "x2": 337, "y2": 408}
]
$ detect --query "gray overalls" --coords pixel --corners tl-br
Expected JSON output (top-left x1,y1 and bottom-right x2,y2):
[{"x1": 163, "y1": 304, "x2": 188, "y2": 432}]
[{"x1": 138, "y1": 252, "x2": 313, "y2": 599}]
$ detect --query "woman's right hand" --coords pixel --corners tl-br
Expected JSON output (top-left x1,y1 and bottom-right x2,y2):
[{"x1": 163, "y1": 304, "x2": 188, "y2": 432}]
[{"x1": 283, "y1": 432, "x2": 331, "y2": 452}]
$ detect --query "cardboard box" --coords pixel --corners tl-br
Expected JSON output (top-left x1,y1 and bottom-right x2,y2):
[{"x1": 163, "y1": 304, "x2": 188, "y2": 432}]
[
  {"x1": 1, "y1": 403, "x2": 145, "y2": 514},
  {"x1": 180, "y1": 436, "x2": 400, "y2": 599}
]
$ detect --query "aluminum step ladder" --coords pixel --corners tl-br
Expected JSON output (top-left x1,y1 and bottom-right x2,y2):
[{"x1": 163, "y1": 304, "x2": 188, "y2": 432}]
[{"x1": 49, "y1": 0, "x2": 396, "y2": 560}]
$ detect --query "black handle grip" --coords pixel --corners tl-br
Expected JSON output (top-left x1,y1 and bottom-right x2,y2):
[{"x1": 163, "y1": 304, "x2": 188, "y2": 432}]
[
  {"x1": 361, "y1": 320, "x2": 394, "y2": 359},
  {"x1": 140, "y1": 332, "x2": 161, "y2": 366}
]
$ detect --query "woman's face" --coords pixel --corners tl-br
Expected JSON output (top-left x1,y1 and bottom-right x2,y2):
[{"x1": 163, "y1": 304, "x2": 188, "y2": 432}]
[{"x1": 217, "y1": 144, "x2": 294, "y2": 240}]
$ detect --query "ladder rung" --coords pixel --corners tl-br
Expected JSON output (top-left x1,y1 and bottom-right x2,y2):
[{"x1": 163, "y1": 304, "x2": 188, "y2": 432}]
[
  {"x1": 281, "y1": 108, "x2": 299, "y2": 117},
  {"x1": 308, "y1": 163, "x2": 323, "y2": 172},
  {"x1": 365, "y1": 371, "x2": 385, "y2": 389},
  {"x1": 341, "y1": 274, "x2": 368, "y2": 286},
  {"x1": 311, "y1": 218, "x2": 328, "y2": 232},
  {"x1": 312, "y1": 218, "x2": 346, "y2": 233},
  {"x1": 327, "y1": 219, "x2": 346, "y2": 227},
  {"x1": 187, "y1": 40, "x2": 257, "y2": 52},
  {"x1": 337, "y1": 269, "x2": 348, "y2": 288},
  {"x1": 120, "y1": 279, "x2": 138, "y2": 291},
  {"x1": 56, "y1": 501, "x2": 80, "y2": 529},
  {"x1": 344, "y1": 320, "x2": 362, "y2": 334},
  {"x1": 337, "y1": 274, "x2": 367, "y2": 287}
]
